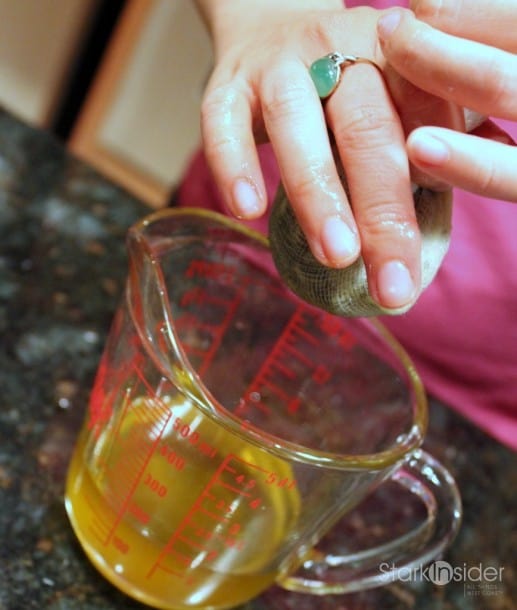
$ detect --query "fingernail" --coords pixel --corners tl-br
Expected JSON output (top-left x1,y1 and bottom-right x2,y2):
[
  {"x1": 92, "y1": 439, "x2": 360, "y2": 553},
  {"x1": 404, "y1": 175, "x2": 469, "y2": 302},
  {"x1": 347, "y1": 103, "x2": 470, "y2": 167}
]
[
  {"x1": 321, "y1": 216, "x2": 359, "y2": 266},
  {"x1": 409, "y1": 131, "x2": 450, "y2": 166},
  {"x1": 377, "y1": 9, "x2": 403, "y2": 40},
  {"x1": 377, "y1": 260, "x2": 416, "y2": 309},
  {"x1": 231, "y1": 178, "x2": 262, "y2": 218}
]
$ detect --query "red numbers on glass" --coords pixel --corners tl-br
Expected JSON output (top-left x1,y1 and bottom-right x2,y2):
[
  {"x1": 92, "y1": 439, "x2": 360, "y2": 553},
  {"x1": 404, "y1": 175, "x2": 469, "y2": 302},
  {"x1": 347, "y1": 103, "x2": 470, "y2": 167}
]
[
  {"x1": 172, "y1": 417, "x2": 217, "y2": 458},
  {"x1": 159, "y1": 444, "x2": 186, "y2": 470},
  {"x1": 265, "y1": 472, "x2": 296, "y2": 490},
  {"x1": 143, "y1": 472, "x2": 167, "y2": 497},
  {"x1": 317, "y1": 314, "x2": 357, "y2": 349}
]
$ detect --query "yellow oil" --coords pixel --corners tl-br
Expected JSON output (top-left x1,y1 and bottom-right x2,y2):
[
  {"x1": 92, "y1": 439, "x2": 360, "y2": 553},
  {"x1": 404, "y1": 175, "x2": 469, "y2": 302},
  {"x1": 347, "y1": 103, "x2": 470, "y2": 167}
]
[{"x1": 65, "y1": 395, "x2": 301, "y2": 609}]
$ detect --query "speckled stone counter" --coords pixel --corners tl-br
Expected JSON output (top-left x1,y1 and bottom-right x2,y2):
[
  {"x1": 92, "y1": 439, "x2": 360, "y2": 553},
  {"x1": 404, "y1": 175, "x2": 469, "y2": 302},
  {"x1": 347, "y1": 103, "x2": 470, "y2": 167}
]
[{"x1": 0, "y1": 109, "x2": 515, "y2": 610}]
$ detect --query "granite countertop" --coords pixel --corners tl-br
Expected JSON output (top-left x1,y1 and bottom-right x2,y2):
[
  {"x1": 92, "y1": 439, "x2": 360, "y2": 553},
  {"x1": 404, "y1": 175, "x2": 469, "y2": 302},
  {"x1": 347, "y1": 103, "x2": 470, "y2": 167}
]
[{"x1": 0, "y1": 109, "x2": 515, "y2": 610}]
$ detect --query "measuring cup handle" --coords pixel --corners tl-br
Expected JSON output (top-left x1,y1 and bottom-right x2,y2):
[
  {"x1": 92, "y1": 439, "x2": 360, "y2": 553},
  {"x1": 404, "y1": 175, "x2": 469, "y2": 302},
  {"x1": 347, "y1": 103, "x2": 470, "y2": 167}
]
[{"x1": 279, "y1": 449, "x2": 462, "y2": 595}]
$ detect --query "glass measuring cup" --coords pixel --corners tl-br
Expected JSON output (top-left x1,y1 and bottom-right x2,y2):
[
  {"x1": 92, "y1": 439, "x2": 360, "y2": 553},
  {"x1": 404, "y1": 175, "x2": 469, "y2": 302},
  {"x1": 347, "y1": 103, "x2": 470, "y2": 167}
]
[{"x1": 65, "y1": 208, "x2": 461, "y2": 610}]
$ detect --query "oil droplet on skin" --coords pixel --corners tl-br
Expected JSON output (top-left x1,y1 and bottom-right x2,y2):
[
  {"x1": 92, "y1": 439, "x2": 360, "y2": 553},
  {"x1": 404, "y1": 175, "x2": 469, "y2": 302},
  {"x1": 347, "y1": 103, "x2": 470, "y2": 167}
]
[
  {"x1": 290, "y1": 159, "x2": 355, "y2": 266},
  {"x1": 303, "y1": 159, "x2": 347, "y2": 214},
  {"x1": 377, "y1": 219, "x2": 418, "y2": 243}
]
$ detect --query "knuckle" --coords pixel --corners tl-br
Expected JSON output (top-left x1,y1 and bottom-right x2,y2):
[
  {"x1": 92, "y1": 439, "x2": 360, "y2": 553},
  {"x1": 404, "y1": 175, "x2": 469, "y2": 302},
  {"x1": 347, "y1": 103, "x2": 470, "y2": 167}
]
[
  {"x1": 200, "y1": 84, "x2": 247, "y2": 156},
  {"x1": 333, "y1": 106, "x2": 399, "y2": 150},
  {"x1": 483, "y1": 59, "x2": 514, "y2": 112},
  {"x1": 203, "y1": 131, "x2": 238, "y2": 160},
  {"x1": 201, "y1": 84, "x2": 237, "y2": 124},
  {"x1": 477, "y1": 160, "x2": 500, "y2": 195},
  {"x1": 261, "y1": 75, "x2": 314, "y2": 124},
  {"x1": 288, "y1": 166, "x2": 334, "y2": 204},
  {"x1": 304, "y1": 15, "x2": 343, "y2": 50},
  {"x1": 359, "y1": 204, "x2": 420, "y2": 246}
]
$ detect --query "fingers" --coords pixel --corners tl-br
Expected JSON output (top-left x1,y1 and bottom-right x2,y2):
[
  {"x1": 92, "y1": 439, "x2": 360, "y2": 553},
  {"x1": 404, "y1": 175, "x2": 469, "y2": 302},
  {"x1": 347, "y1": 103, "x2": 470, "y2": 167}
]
[
  {"x1": 407, "y1": 125, "x2": 517, "y2": 202},
  {"x1": 411, "y1": 0, "x2": 517, "y2": 52},
  {"x1": 262, "y1": 56, "x2": 422, "y2": 309},
  {"x1": 379, "y1": 6, "x2": 517, "y2": 202},
  {"x1": 200, "y1": 7, "x2": 428, "y2": 313},
  {"x1": 377, "y1": 8, "x2": 517, "y2": 122},
  {"x1": 201, "y1": 78, "x2": 267, "y2": 218},
  {"x1": 260, "y1": 59, "x2": 361, "y2": 268},
  {"x1": 326, "y1": 62, "x2": 420, "y2": 309},
  {"x1": 205, "y1": 53, "x2": 421, "y2": 310},
  {"x1": 381, "y1": 64, "x2": 465, "y2": 189}
]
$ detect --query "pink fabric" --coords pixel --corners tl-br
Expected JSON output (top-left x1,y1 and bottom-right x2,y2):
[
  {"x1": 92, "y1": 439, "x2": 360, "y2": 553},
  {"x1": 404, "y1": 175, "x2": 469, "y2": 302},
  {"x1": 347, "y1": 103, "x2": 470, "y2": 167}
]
[{"x1": 176, "y1": 1, "x2": 517, "y2": 450}]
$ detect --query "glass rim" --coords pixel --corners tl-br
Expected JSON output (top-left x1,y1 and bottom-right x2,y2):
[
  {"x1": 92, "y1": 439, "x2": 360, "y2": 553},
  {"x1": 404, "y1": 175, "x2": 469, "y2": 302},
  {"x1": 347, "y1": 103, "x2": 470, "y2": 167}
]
[{"x1": 129, "y1": 207, "x2": 428, "y2": 471}]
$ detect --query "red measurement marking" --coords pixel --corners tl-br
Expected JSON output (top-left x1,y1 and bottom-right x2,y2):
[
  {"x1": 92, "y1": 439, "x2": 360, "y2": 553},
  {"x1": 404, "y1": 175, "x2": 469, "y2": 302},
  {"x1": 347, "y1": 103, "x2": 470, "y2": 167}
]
[
  {"x1": 181, "y1": 286, "x2": 236, "y2": 308},
  {"x1": 287, "y1": 397, "x2": 302, "y2": 414},
  {"x1": 133, "y1": 365, "x2": 171, "y2": 416},
  {"x1": 86, "y1": 503, "x2": 111, "y2": 544},
  {"x1": 242, "y1": 306, "x2": 317, "y2": 414},
  {"x1": 227, "y1": 455, "x2": 270, "y2": 474},
  {"x1": 196, "y1": 293, "x2": 242, "y2": 377},
  {"x1": 290, "y1": 317, "x2": 319, "y2": 345},
  {"x1": 185, "y1": 260, "x2": 236, "y2": 282},
  {"x1": 102, "y1": 407, "x2": 172, "y2": 548},
  {"x1": 156, "y1": 564, "x2": 189, "y2": 579},
  {"x1": 198, "y1": 506, "x2": 231, "y2": 524},
  {"x1": 176, "y1": 317, "x2": 237, "y2": 365},
  {"x1": 281, "y1": 341, "x2": 313, "y2": 368},
  {"x1": 217, "y1": 481, "x2": 253, "y2": 497},
  {"x1": 317, "y1": 312, "x2": 358, "y2": 349},
  {"x1": 129, "y1": 502, "x2": 151, "y2": 525},
  {"x1": 177, "y1": 535, "x2": 208, "y2": 552},
  {"x1": 312, "y1": 364, "x2": 331, "y2": 384},
  {"x1": 88, "y1": 522, "x2": 109, "y2": 546},
  {"x1": 146, "y1": 460, "x2": 226, "y2": 578},
  {"x1": 102, "y1": 481, "x2": 129, "y2": 510},
  {"x1": 180, "y1": 287, "x2": 204, "y2": 307},
  {"x1": 244, "y1": 396, "x2": 270, "y2": 415},
  {"x1": 111, "y1": 386, "x2": 134, "y2": 441},
  {"x1": 258, "y1": 378, "x2": 291, "y2": 403},
  {"x1": 113, "y1": 536, "x2": 129, "y2": 554},
  {"x1": 168, "y1": 549, "x2": 193, "y2": 566},
  {"x1": 147, "y1": 454, "x2": 268, "y2": 580},
  {"x1": 132, "y1": 406, "x2": 152, "y2": 426},
  {"x1": 270, "y1": 359, "x2": 296, "y2": 379}
]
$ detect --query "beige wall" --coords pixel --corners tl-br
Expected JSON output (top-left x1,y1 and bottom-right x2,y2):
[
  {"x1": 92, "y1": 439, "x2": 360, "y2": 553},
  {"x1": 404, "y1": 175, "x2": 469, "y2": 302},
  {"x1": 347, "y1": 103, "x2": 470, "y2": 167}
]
[
  {"x1": 98, "y1": 0, "x2": 212, "y2": 188},
  {"x1": 70, "y1": 0, "x2": 213, "y2": 206},
  {"x1": 0, "y1": 0, "x2": 99, "y2": 126},
  {"x1": 0, "y1": 0, "x2": 212, "y2": 206}
]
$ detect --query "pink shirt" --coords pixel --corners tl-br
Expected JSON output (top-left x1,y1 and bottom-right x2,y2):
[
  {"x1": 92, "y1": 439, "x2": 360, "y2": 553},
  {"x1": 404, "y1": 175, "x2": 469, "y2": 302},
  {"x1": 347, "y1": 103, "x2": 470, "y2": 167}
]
[{"x1": 177, "y1": 1, "x2": 517, "y2": 450}]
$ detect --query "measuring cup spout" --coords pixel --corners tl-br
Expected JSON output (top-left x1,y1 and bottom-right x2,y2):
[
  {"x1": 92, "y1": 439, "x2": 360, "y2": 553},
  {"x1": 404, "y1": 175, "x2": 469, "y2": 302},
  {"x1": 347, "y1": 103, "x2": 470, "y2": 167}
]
[{"x1": 126, "y1": 218, "x2": 186, "y2": 388}]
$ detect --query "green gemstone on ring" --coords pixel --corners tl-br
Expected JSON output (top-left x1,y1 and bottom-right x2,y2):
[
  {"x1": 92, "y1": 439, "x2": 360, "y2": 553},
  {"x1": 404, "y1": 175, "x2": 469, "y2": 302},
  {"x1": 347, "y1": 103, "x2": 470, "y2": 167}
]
[{"x1": 310, "y1": 56, "x2": 341, "y2": 99}]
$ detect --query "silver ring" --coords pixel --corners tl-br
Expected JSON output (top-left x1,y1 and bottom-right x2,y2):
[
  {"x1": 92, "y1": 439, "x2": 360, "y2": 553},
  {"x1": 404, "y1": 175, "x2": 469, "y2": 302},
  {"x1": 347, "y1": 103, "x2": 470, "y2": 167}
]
[{"x1": 310, "y1": 52, "x2": 382, "y2": 100}]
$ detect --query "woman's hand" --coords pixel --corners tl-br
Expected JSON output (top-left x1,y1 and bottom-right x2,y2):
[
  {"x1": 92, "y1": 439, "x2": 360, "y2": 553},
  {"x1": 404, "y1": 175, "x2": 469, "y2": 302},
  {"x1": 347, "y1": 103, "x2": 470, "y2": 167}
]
[
  {"x1": 195, "y1": 0, "x2": 458, "y2": 311},
  {"x1": 377, "y1": 0, "x2": 517, "y2": 202}
]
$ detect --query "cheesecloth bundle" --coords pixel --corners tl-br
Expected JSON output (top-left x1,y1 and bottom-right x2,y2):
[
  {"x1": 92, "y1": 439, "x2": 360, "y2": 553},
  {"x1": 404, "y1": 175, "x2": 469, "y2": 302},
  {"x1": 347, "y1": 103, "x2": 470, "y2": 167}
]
[{"x1": 269, "y1": 112, "x2": 483, "y2": 317}]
